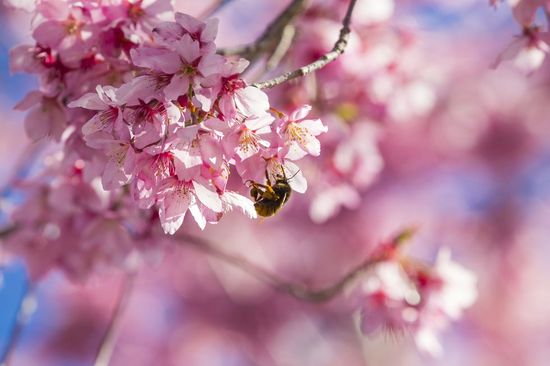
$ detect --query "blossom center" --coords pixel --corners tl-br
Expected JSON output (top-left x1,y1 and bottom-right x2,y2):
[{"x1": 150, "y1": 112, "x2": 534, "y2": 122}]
[
  {"x1": 133, "y1": 100, "x2": 167, "y2": 123},
  {"x1": 174, "y1": 181, "x2": 192, "y2": 199},
  {"x1": 128, "y1": 2, "x2": 145, "y2": 21},
  {"x1": 64, "y1": 18, "x2": 82, "y2": 35},
  {"x1": 182, "y1": 64, "x2": 197, "y2": 76},
  {"x1": 286, "y1": 122, "x2": 309, "y2": 144},
  {"x1": 155, "y1": 152, "x2": 176, "y2": 178},
  {"x1": 239, "y1": 129, "x2": 259, "y2": 152},
  {"x1": 222, "y1": 76, "x2": 246, "y2": 94}
]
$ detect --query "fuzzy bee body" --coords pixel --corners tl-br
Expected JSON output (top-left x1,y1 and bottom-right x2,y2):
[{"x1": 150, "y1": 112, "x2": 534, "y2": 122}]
[{"x1": 247, "y1": 169, "x2": 292, "y2": 217}]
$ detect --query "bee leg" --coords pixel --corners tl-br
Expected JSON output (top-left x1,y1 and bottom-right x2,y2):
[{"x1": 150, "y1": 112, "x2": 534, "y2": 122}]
[
  {"x1": 247, "y1": 181, "x2": 269, "y2": 195},
  {"x1": 263, "y1": 185, "x2": 280, "y2": 200},
  {"x1": 250, "y1": 182, "x2": 279, "y2": 200},
  {"x1": 256, "y1": 190, "x2": 280, "y2": 202},
  {"x1": 250, "y1": 186, "x2": 261, "y2": 201},
  {"x1": 265, "y1": 169, "x2": 272, "y2": 186},
  {"x1": 280, "y1": 164, "x2": 287, "y2": 180}
]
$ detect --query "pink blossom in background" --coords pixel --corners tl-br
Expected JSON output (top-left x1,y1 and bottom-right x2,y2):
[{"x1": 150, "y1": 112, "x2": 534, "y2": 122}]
[{"x1": 1, "y1": 0, "x2": 550, "y2": 365}]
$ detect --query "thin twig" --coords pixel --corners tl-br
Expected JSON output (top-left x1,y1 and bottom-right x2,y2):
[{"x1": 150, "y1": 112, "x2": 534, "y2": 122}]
[
  {"x1": 176, "y1": 232, "x2": 287, "y2": 287},
  {"x1": 265, "y1": 24, "x2": 296, "y2": 71},
  {"x1": 176, "y1": 231, "x2": 398, "y2": 303},
  {"x1": 246, "y1": 24, "x2": 297, "y2": 84},
  {"x1": 253, "y1": 0, "x2": 358, "y2": 89},
  {"x1": 93, "y1": 273, "x2": 136, "y2": 366},
  {"x1": 0, "y1": 283, "x2": 36, "y2": 366},
  {"x1": 217, "y1": 0, "x2": 309, "y2": 61}
]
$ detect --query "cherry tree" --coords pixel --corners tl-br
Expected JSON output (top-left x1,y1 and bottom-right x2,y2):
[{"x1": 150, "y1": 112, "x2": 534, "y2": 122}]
[{"x1": 1, "y1": 0, "x2": 547, "y2": 365}]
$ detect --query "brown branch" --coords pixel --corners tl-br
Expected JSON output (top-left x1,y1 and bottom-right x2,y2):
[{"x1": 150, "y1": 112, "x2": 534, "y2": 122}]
[
  {"x1": 0, "y1": 226, "x2": 17, "y2": 239},
  {"x1": 217, "y1": 0, "x2": 309, "y2": 61},
  {"x1": 175, "y1": 231, "x2": 402, "y2": 303},
  {"x1": 252, "y1": 0, "x2": 358, "y2": 89},
  {"x1": 0, "y1": 284, "x2": 36, "y2": 366},
  {"x1": 176, "y1": 232, "x2": 290, "y2": 289},
  {"x1": 265, "y1": 24, "x2": 296, "y2": 71},
  {"x1": 286, "y1": 255, "x2": 385, "y2": 302},
  {"x1": 93, "y1": 273, "x2": 135, "y2": 366}
]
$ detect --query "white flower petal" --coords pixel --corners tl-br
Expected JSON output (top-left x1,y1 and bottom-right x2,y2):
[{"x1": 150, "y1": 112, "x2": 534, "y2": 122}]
[
  {"x1": 192, "y1": 181, "x2": 223, "y2": 212},
  {"x1": 222, "y1": 191, "x2": 257, "y2": 219},
  {"x1": 283, "y1": 161, "x2": 307, "y2": 194}
]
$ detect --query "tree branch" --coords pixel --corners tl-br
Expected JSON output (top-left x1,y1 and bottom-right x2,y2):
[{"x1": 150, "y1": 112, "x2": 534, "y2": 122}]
[
  {"x1": 93, "y1": 273, "x2": 135, "y2": 366},
  {"x1": 0, "y1": 226, "x2": 17, "y2": 239},
  {"x1": 175, "y1": 229, "x2": 412, "y2": 303},
  {"x1": 265, "y1": 24, "x2": 296, "y2": 72},
  {"x1": 217, "y1": 0, "x2": 309, "y2": 61},
  {"x1": 252, "y1": 0, "x2": 358, "y2": 89}
]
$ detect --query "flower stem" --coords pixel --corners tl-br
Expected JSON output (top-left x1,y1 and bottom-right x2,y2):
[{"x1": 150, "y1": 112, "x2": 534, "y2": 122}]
[
  {"x1": 253, "y1": 0, "x2": 358, "y2": 89},
  {"x1": 217, "y1": 0, "x2": 310, "y2": 61},
  {"x1": 176, "y1": 229, "x2": 409, "y2": 303}
]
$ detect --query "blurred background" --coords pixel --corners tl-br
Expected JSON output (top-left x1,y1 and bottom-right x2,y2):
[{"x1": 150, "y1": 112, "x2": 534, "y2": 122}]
[{"x1": 2, "y1": 0, "x2": 550, "y2": 365}]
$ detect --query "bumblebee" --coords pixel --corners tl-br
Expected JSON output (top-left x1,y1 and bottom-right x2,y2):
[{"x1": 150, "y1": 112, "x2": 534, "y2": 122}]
[{"x1": 246, "y1": 167, "x2": 293, "y2": 217}]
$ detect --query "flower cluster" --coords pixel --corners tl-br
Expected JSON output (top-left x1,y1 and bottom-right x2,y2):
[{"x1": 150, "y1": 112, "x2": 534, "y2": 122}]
[
  {"x1": 271, "y1": 0, "x2": 435, "y2": 223},
  {"x1": 4, "y1": 158, "x2": 160, "y2": 280},
  {"x1": 356, "y1": 247, "x2": 477, "y2": 357},
  {"x1": 0, "y1": 0, "x2": 486, "y2": 361},
  {"x1": 10, "y1": 1, "x2": 327, "y2": 238},
  {"x1": 492, "y1": 0, "x2": 550, "y2": 73}
]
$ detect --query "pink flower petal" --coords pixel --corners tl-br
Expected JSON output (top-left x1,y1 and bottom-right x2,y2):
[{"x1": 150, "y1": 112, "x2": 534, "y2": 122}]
[
  {"x1": 164, "y1": 74, "x2": 190, "y2": 101},
  {"x1": 14, "y1": 91, "x2": 42, "y2": 111},
  {"x1": 130, "y1": 46, "x2": 181, "y2": 74}
]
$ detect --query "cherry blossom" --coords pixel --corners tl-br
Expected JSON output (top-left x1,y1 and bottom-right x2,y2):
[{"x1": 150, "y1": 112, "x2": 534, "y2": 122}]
[
  {"x1": 278, "y1": 105, "x2": 328, "y2": 161},
  {"x1": 6, "y1": 1, "x2": 330, "y2": 248},
  {"x1": 0, "y1": 1, "x2": 488, "y2": 363},
  {"x1": 493, "y1": 26, "x2": 550, "y2": 74},
  {"x1": 15, "y1": 91, "x2": 68, "y2": 141},
  {"x1": 356, "y1": 248, "x2": 477, "y2": 356}
]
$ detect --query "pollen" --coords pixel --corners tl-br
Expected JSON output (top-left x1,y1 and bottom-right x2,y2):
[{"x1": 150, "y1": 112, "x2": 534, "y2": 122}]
[
  {"x1": 182, "y1": 65, "x2": 197, "y2": 76},
  {"x1": 239, "y1": 129, "x2": 259, "y2": 153},
  {"x1": 174, "y1": 181, "x2": 191, "y2": 199},
  {"x1": 64, "y1": 19, "x2": 81, "y2": 35},
  {"x1": 98, "y1": 108, "x2": 117, "y2": 126},
  {"x1": 111, "y1": 145, "x2": 128, "y2": 167},
  {"x1": 286, "y1": 122, "x2": 309, "y2": 144}
]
